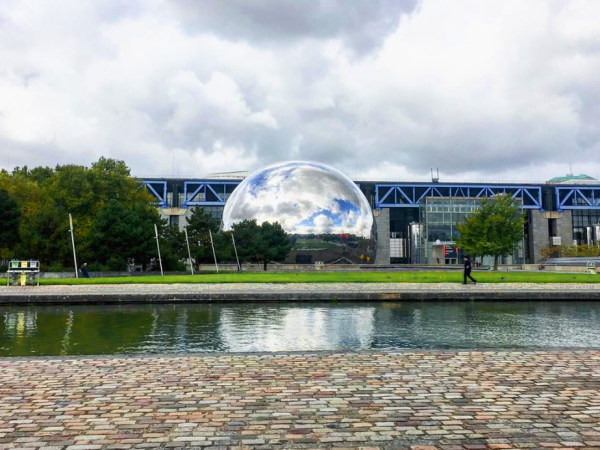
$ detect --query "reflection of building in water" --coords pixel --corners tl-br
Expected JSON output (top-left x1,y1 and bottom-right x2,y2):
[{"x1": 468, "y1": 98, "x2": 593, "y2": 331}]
[
  {"x1": 218, "y1": 307, "x2": 375, "y2": 352},
  {"x1": 3, "y1": 311, "x2": 37, "y2": 337}
]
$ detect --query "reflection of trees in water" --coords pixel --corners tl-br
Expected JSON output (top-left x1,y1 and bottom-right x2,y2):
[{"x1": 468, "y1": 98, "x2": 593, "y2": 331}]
[
  {"x1": 66, "y1": 306, "x2": 155, "y2": 355},
  {"x1": 2, "y1": 307, "x2": 63, "y2": 356},
  {"x1": 99, "y1": 304, "x2": 225, "y2": 353}
]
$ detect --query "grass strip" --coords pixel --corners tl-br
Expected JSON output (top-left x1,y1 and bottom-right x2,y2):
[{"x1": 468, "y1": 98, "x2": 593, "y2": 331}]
[{"x1": 37, "y1": 271, "x2": 600, "y2": 285}]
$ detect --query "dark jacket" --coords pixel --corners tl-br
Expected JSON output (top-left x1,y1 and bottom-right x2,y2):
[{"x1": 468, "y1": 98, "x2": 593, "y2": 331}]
[{"x1": 464, "y1": 259, "x2": 472, "y2": 272}]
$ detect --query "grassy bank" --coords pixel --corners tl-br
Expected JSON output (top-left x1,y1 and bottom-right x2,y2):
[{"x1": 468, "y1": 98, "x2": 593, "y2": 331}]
[{"x1": 36, "y1": 271, "x2": 600, "y2": 285}]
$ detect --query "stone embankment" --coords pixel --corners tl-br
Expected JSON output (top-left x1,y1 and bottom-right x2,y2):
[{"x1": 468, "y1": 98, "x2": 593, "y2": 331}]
[{"x1": 1, "y1": 283, "x2": 600, "y2": 304}]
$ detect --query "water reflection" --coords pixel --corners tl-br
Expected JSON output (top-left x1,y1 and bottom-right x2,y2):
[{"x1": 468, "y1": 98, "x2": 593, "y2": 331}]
[{"x1": 1, "y1": 302, "x2": 599, "y2": 356}]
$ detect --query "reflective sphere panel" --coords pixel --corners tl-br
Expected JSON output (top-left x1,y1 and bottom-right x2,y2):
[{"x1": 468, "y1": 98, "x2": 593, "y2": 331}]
[{"x1": 222, "y1": 161, "x2": 376, "y2": 264}]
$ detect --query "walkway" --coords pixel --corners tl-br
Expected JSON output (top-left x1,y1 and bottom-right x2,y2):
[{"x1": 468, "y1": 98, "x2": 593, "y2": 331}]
[
  {"x1": 2, "y1": 283, "x2": 600, "y2": 303},
  {"x1": 1, "y1": 351, "x2": 600, "y2": 449}
]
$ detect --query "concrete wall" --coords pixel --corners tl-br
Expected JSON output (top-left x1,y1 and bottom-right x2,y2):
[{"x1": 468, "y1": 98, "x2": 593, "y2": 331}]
[
  {"x1": 522, "y1": 264, "x2": 590, "y2": 273},
  {"x1": 557, "y1": 210, "x2": 574, "y2": 247},
  {"x1": 374, "y1": 208, "x2": 390, "y2": 264},
  {"x1": 529, "y1": 210, "x2": 549, "y2": 264}
]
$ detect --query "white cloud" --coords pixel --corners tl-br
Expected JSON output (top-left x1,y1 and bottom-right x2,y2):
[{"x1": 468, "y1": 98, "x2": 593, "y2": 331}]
[{"x1": 0, "y1": 0, "x2": 599, "y2": 181}]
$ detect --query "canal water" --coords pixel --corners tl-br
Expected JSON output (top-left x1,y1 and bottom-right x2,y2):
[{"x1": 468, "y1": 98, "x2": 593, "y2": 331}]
[{"x1": 1, "y1": 302, "x2": 600, "y2": 356}]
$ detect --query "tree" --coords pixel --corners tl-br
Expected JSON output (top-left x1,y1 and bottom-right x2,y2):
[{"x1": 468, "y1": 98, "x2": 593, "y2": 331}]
[
  {"x1": 2, "y1": 158, "x2": 161, "y2": 269},
  {"x1": 230, "y1": 219, "x2": 291, "y2": 270},
  {"x1": 160, "y1": 224, "x2": 188, "y2": 271},
  {"x1": 87, "y1": 199, "x2": 163, "y2": 271},
  {"x1": 259, "y1": 221, "x2": 291, "y2": 270},
  {"x1": 12, "y1": 165, "x2": 55, "y2": 186},
  {"x1": 226, "y1": 219, "x2": 261, "y2": 267},
  {"x1": 456, "y1": 194, "x2": 525, "y2": 270},
  {"x1": 0, "y1": 189, "x2": 21, "y2": 259},
  {"x1": 184, "y1": 207, "x2": 227, "y2": 268},
  {"x1": 18, "y1": 197, "x2": 72, "y2": 266},
  {"x1": 541, "y1": 244, "x2": 600, "y2": 260}
]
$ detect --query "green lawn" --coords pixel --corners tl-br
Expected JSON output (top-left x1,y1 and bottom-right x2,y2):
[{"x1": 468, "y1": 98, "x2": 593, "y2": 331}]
[{"x1": 38, "y1": 270, "x2": 600, "y2": 285}]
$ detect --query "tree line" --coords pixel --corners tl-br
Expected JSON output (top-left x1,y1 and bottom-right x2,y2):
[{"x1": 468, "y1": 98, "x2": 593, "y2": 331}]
[{"x1": 0, "y1": 158, "x2": 290, "y2": 272}]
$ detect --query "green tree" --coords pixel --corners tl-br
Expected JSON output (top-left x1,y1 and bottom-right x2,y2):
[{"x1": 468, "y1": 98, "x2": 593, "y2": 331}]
[
  {"x1": 456, "y1": 194, "x2": 525, "y2": 270},
  {"x1": 18, "y1": 197, "x2": 72, "y2": 266},
  {"x1": 160, "y1": 224, "x2": 188, "y2": 271},
  {"x1": 0, "y1": 189, "x2": 21, "y2": 259},
  {"x1": 87, "y1": 199, "x2": 163, "y2": 271},
  {"x1": 184, "y1": 207, "x2": 231, "y2": 268},
  {"x1": 3, "y1": 158, "x2": 160, "y2": 269},
  {"x1": 259, "y1": 221, "x2": 291, "y2": 270},
  {"x1": 11, "y1": 165, "x2": 55, "y2": 186},
  {"x1": 230, "y1": 219, "x2": 290, "y2": 270}
]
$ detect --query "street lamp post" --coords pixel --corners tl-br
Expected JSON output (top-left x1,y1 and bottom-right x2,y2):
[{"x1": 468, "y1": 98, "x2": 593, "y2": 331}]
[
  {"x1": 154, "y1": 223, "x2": 163, "y2": 276},
  {"x1": 232, "y1": 233, "x2": 241, "y2": 272},
  {"x1": 184, "y1": 228, "x2": 194, "y2": 275},
  {"x1": 209, "y1": 229, "x2": 218, "y2": 273},
  {"x1": 69, "y1": 213, "x2": 78, "y2": 279}
]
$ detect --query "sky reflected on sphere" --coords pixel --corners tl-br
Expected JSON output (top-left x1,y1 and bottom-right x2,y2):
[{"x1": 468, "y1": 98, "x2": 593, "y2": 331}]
[{"x1": 221, "y1": 161, "x2": 373, "y2": 238}]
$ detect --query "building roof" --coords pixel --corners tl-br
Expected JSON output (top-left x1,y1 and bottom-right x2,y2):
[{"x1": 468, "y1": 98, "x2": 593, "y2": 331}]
[{"x1": 548, "y1": 174, "x2": 597, "y2": 183}]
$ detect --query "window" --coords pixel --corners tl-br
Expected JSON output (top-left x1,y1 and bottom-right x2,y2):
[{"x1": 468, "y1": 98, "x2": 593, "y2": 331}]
[{"x1": 200, "y1": 206, "x2": 224, "y2": 220}]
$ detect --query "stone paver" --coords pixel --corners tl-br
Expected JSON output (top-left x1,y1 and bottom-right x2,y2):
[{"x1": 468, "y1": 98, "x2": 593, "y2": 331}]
[{"x1": 1, "y1": 351, "x2": 600, "y2": 449}]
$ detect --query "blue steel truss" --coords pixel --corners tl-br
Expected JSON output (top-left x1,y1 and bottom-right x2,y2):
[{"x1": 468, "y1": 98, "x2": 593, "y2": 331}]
[
  {"x1": 375, "y1": 184, "x2": 543, "y2": 210},
  {"x1": 183, "y1": 181, "x2": 240, "y2": 207},
  {"x1": 556, "y1": 186, "x2": 600, "y2": 211},
  {"x1": 143, "y1": 180, "x2": 168, "y2": 208}
]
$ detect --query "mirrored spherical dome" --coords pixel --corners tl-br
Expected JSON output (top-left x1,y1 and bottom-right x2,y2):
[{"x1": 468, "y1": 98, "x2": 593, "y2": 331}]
[{"x1": 222, "y1": 161, "x2": 377, "y2": 264}]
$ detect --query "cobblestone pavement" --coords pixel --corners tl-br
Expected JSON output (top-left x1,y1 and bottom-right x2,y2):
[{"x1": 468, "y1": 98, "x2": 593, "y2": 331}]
[
  {"x1": 1, "y1": 351, "x2": 600, "y2": 450},
  {"x1": 1, "y1": 282, "x2": 600, "y2": 296}
]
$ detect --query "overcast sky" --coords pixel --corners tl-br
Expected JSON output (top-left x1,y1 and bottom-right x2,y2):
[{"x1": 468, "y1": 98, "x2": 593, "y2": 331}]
[{"x1": 1, "y1": 0, "x2": 599, "y2": 182}]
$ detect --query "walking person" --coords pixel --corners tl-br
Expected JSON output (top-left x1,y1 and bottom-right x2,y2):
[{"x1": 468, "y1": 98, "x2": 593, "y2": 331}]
[
  {"x1": 463, "y1": 256, "x2": 476, "y2": 285},
  {"x1": 80, "y1": 262, "x2": 91, "y2": 278}
]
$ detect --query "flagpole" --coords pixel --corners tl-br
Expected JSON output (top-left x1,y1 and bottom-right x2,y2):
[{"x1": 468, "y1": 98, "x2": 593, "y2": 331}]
[
  {"x1": 184, "y1": 228, "x2": 194, "y2": 275},
  {"x1": 154, "y1": 223, "x2": 163, "y2": 276},
  {"x1": 232, "y1": 233, "x2": 241, "y2": 272},
  {"x1": 69, "y1": 214, "x2": 78, "y2": 279},
  {"x1": 209, "y1": 229, "x2": 219, "y2": 273}
]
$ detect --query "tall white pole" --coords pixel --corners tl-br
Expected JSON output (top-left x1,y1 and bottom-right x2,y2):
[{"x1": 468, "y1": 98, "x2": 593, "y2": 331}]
[
  {"x1": 209, "y1": 229, "x2": 219, "y2": 273},
  {"x1": 69, "y1": 213, "x2": 78, "y2": 279},
  {"x1": 232, "y1": 233, "x2": 241, "y2": 272},
  {"x1": 154, "y1": 223, "x2": 164, "y2": 276},
  {"x1": 184, "y1": 228, "x2": 194, "y2": 275}
]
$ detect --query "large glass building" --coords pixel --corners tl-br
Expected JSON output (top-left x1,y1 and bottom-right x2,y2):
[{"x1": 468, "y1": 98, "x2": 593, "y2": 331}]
[{"x1": 143, "y1": 171, "x2": 600, "y2": 265}]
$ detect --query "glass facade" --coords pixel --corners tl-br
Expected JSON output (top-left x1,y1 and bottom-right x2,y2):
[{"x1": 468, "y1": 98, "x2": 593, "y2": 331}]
[
  {"x1": 389, "y1": 208, "x2": 418, "y2": 264},
  {"x1": 415, "y1": 197, "x2": 523, "y2": 265},
  {"x1": 201, "y1": 206, "x2": 224, "y2": 220},
  {"x1": 572, "y1": 210, "x2": 600, "y2": 245},
  {"x1": 417, "y1": 198, "x2": 480, "y2": 264}
]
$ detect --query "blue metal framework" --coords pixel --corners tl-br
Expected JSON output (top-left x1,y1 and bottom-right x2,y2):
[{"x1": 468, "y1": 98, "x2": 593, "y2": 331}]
[
  {"x1": 375, "y1": 183, "x2": 543, "y2": 210},
  {"x1": 183, "y1": 181, "x2": 240, "y2": 207},
  {"x1": 556, "y1": 186, "x2": 600, "y2": 211},
  {"x1": 143, "y1": 180, "x2": 168, "y2": 208}
]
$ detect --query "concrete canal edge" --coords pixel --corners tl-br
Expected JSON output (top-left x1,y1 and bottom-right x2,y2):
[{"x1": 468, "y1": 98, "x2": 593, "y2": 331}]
[{"x1": 2, "y1": 288, "x2": 600, "y2": 304}]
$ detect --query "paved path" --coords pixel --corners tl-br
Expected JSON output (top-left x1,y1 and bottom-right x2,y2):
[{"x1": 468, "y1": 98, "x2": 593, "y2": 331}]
[
  {"x1": 2, "y1": 283, "x2": 600, "y2": 303},
  {"x1": 3, "y1": 283, "x2": 600, "y2": 294},
  {"x1": 1, "y1": 351, "x2": 600, "y2": 450}
]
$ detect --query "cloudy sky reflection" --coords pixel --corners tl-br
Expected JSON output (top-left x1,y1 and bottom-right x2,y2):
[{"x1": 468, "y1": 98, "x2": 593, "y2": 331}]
[{"x1": 221, "y1": 161, "x2": 373, "y2": 237}]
